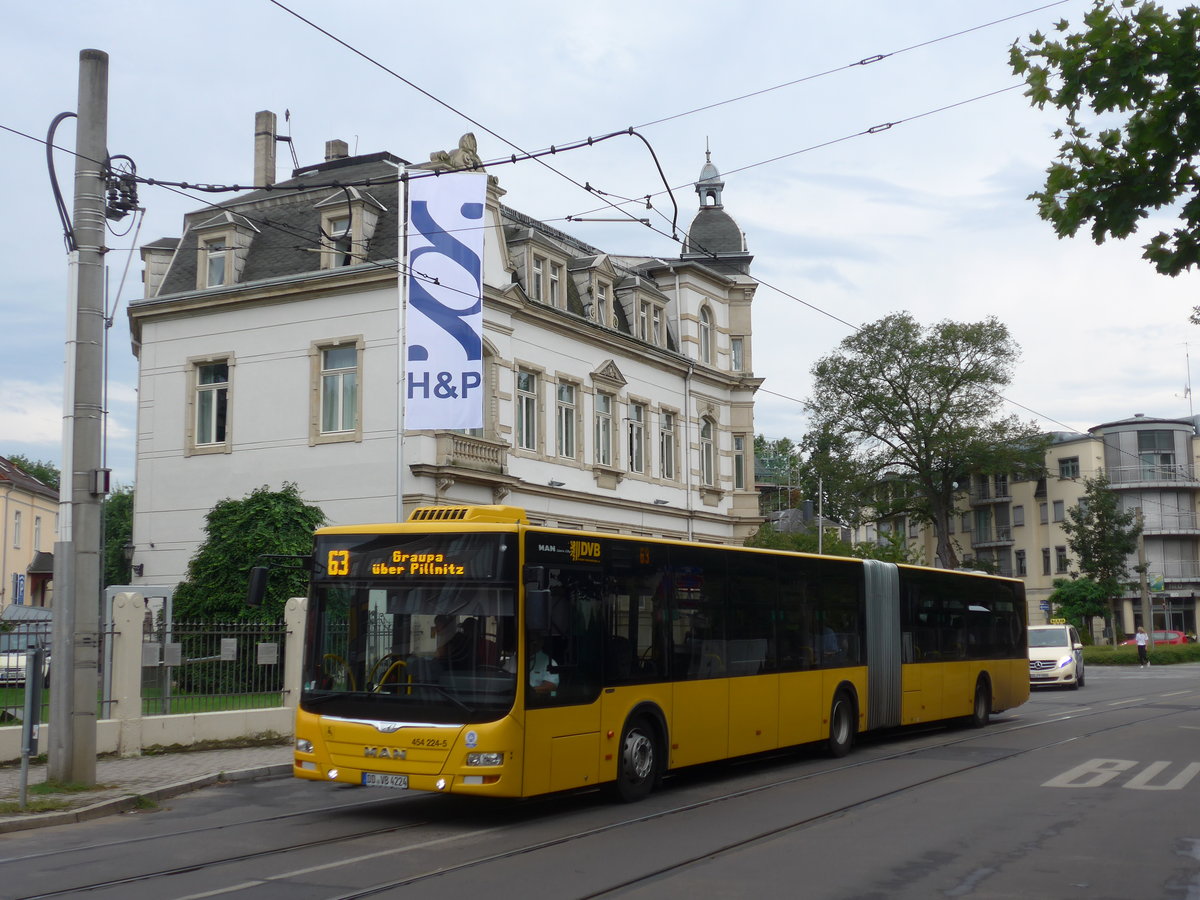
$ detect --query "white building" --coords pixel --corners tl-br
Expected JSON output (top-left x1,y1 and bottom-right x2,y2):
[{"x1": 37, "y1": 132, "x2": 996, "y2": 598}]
[{"x1": 128, "y1": 115, "x2": 763, "y2": 585}]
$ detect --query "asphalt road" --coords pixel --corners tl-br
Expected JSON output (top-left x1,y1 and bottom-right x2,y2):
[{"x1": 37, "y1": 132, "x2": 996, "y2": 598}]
[{"x1": 3, "y1": 664, "x2": 1197, "y2": 900}]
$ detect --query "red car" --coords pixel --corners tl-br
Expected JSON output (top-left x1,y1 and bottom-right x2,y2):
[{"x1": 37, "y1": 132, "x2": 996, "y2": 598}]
[{"x1": 1119, "y1": 630, "x2": 1189, "y2": 645}]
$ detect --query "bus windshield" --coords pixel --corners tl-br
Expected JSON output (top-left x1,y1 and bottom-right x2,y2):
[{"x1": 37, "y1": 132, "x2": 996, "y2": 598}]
[
  {"x1": 303, "y1": 582, "x2": 517, "y2": 724},
  {"x1": 301, "y1": 531, "x2": 519, "y2": 724}
]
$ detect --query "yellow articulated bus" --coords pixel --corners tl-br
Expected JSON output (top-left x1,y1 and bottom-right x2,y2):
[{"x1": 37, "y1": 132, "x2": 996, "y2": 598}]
[{"x1": 281, "y1": 505, "x2": 1028, "y2": 802}]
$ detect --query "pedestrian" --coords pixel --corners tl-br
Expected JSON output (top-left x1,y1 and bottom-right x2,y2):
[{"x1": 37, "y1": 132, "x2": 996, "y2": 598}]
[{"x1": 1135, "y1": 626, "x2": 1150, "y2": 668}]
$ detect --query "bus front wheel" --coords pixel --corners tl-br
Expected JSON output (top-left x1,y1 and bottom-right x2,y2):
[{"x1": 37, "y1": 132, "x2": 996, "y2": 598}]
[
  {"x1": 613, "y1": 717, "x2": 659, "y2": 802},
  {"x1": 826, "y1": 691, "x2": 855, "y2": 758}
]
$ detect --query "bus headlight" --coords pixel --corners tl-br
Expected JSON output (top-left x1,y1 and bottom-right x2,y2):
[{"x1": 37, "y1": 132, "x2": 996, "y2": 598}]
[
  {"x1": 466, "y1": 752, "x2": 504, "y2": 767},
  {"x1": 296, "y1": 738, "x2": 314, "y2": 753}
]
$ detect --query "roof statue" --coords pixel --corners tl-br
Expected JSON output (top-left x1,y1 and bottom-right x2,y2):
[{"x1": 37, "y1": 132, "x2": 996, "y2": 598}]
[{"x1": 410, "y1": 133, "x2": 485, "y2": 172}]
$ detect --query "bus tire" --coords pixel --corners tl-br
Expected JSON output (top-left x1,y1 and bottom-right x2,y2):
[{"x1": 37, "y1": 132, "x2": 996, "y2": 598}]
[
  {"x1": 826, "y1": 690, "x2": 855, "y2": 758},
  {"x1": 613, "y1": 716, "x2": 659, "y2": 803},
  {"x1": 968, "y1": 679, "x2": 991, "y2": 728}
]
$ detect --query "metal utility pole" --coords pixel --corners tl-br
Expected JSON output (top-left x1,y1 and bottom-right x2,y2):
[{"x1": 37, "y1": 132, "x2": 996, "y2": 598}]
[{"x1": 49, "y1": 49, "x2": 108, "y2": 785}]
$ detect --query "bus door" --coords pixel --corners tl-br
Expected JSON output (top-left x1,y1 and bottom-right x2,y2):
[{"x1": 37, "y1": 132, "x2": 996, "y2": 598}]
[
  {"x1": 521, "y1": 566, "x2": 603, "y2": 796},
  {"x1": 598, "y1": 546, "x2": 672, "y2": 762},
  {"x1": 666, "y1": 547, "x2": 730, "y2": 768}
]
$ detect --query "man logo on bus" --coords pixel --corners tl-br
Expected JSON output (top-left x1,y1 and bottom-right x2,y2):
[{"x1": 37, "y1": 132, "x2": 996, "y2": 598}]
[{"x1": 569, "y1": 540, "x2": 601, "y2": 563}]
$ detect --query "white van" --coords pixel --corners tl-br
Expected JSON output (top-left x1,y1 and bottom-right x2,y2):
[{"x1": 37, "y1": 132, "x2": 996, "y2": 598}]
[{"x1": 1028, "y1": 623, "x2": 1085, "y2": 689}]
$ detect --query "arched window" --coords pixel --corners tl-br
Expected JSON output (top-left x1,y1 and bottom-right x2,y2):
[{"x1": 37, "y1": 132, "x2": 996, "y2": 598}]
[
  {"x1": 700, "y1": 419, "x2": 715, "y2": 486},
  {"x1": 699, "y1": 307, "x2": 713, "y2": 365}
]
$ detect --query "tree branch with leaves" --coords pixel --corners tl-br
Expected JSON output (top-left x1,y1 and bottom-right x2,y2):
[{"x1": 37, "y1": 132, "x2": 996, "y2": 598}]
[{"x1": 805, "y1": 312, "x2": 1048, "y2": 570}]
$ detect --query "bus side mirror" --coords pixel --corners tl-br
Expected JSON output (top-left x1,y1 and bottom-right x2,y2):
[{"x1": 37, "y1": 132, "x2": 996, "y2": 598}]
[{"x1": 246, "y1": 566, "x2": 269, "y2": 607}]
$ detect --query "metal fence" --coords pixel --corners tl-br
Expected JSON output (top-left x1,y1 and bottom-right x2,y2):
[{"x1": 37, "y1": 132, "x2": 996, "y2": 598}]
[
  {"x1": 140, "y1": 620, "x2": 287, "y2": 716},
  {"x1": 0, "y1": 620, "x2": 121, "y2": 724}
]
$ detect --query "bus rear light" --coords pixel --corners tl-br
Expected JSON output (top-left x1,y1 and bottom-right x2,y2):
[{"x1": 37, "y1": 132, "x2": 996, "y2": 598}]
[{"x1": 466, "y1": 752, "x2": 504, "y2": 767}]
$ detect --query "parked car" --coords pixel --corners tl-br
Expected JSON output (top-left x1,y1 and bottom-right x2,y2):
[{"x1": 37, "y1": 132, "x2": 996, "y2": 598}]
[
  {"x1": 1119, "y1": 630, "x2": 1188, "y2": 646},
  {"x1": 1028, "y1": 623, "x2": 1085, "y2": 689}
]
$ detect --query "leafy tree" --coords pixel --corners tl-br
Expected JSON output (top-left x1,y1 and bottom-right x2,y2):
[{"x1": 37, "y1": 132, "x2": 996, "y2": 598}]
[
  {"x1": 745, "y1": 523, "x2": 914, "y2": 563},
  {"x1": 1059, "y1": 473, "x2": 1142, "y2": 642},
  {"x1": 805, "y1": 312, "x2": 1048, "y2": 571},
  {"x1": 796, "y1": 424, "x2": 868, "y2": 528},
  {"x1": 1010, "y1": 1, "x2": 1200, "y2": 276},
  {"x1": 103, "y1": 486, "x2": 134, "y2": 587},
  {"x1": 1047, "y1": 577, "x2": 1109, "y2": 641},
  {"x1": 174, "y1": 483, "x2": 326, "y2": 622},
  {"x1": 7, "y1": 454, "x2": 60, "y2": 491},
  {"x1": 754, "y1": 435, "x2": 803, "y2": 513}
]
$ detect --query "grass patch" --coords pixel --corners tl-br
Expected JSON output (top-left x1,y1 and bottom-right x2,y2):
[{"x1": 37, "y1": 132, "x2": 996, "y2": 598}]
[
  {"x1": 0, "y1": 798, "x2": 72, "y2": 814},
  {"x1": 130, "y1": 795, "x2": 158, "y2": 810},
  {"x1": 30, "y1": 779, "x2": 116, "y2": 795}
]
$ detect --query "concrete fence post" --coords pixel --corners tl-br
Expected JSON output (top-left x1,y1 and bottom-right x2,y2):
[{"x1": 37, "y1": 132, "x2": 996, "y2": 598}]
[
  {"x1": 109, "y1": 592, "x2": 146, "y2": 757},
  {"x1": 283, "y1": 597, "x2": 307, "y2": 710}
]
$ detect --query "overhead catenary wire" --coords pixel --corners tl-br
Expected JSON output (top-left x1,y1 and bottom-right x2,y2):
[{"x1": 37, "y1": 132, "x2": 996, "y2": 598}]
[{"x1": 10, "y1": 2, "x2": 1172, "y2": 497}]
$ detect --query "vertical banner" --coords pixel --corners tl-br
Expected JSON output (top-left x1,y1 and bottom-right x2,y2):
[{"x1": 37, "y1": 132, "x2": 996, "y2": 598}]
[{"x1": 404, "y1": 172, "x2": 487, "y2": 430}]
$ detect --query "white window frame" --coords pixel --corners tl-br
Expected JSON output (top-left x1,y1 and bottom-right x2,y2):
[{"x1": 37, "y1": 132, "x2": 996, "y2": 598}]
[
  {"x1": 556, "y1": 382, "x2": 577, "y2": 459},
  {"x1": 549, "y1": 262, "x2": 562, "y2": 307},
  {"x1": 596, "y1": 281, "x2": 612, "y2": 327},
  {"x1": 325, "y1": 213, "x2": 354, "y2": 268},
  {"x1": 659, "y1": 411, "x2": 676, "y2": 480},
  {"x1": 733, "y1": 434, "x2": 746, "y2": 490},
  {"x1": 532, "y1": 255, "x2": 545, "y2": 301},
  {"x1": 187, "y1": 355, "x2": 234, "y2": 455},
  {"x1": 595, "y1": 393, "x2": 614, "y2": 467},
  {"x1": 204, "y1": 237, "x2": 229, "y2": 287},
  {"x1": 628, "y1": 402, "x2": 646, "y2": 474},
  {"x1": 310, "y1": 338, "x2": 364, "y2": 444},
  {"x1": 700, "y1": 418, "x2": 715, "y2": 486},
  {"x1": 33, "y1": 516, "x2": 41, "y2": 552},
  {"x1": 12, "y1": 511, "x2": 20, "y2": 550},
  {"x1": 516, "y1": 369, "x2": 539, "y2": 452},
  {"x1": 731, "y1": 336, "x2": 745, "y2": 372},
  {"x1": 699, "y1": 306, "x2": 713, "y2": 364}
]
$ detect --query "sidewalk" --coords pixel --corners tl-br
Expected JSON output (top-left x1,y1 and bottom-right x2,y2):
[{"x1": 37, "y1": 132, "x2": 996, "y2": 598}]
[{"x1": 0, "y1": 744, "x2": 293, "y2": 834}]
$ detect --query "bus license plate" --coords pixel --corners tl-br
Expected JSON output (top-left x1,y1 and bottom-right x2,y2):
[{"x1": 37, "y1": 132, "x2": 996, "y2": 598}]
[{"x1": 362, "y1": 773, "x2": 408, "y2": 789}]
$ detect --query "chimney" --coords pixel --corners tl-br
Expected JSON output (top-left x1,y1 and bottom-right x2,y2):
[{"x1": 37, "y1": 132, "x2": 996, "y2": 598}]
[
  {"x1": 254, "y1": 110, "x2": 277, "y2": 186},
  {"x1": 325, "y1": 139, "x2": 349, "y2": 162}
]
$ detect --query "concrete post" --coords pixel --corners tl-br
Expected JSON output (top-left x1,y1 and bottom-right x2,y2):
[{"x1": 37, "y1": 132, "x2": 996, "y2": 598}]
[
  {"x1": 283, "y1": 597, "x2": 307, "y2": 709},
  {"x1": 50, "y1": 49, "x2": 108, "y2": 785},
  {"x1": 109, "y1": 592, "x2": 145, "y2": 756}
]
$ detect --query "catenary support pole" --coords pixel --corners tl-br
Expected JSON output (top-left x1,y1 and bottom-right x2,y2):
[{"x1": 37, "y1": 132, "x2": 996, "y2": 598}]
[{"x1": 49, "y1": 49, "x2": 108, "y2": 785}]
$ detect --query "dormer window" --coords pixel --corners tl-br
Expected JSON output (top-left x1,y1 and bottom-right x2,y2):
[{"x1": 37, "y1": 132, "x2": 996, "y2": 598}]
[
  {"x1": 638, "y1": 300, "x2": 666, "y2": 347},
  {"x1": 595, "y1": 281, "x2": 611, "y2": 326},
  {"x1": 549, "y1": 263, "x2": 562, "y2": 307},
  {"x1": 316, "y1": 189, "x2": 384, "y2": 270},
  {"x1": 204, "y1": 239, "x2": 228, "y2": 287},
  {"x1": 532, "y1": 256, "x2": 545, "y2": 300},
  {"x1": 192, "y1": 212, "x2": 257, "y2": 290},
  {"x1": 328, "y1": 215, "x2": 353, "y2": 267}
]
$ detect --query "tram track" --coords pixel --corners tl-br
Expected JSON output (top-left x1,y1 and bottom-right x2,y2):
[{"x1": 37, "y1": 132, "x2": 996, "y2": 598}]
[{"x1": 12, "y1": 690, "x2": 1198, "y2": 900}]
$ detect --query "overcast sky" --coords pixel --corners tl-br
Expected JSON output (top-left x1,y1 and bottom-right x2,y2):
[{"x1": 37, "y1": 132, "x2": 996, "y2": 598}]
[{"x1": 4, "y1": 0, "x2": 1197, "y2": 487}]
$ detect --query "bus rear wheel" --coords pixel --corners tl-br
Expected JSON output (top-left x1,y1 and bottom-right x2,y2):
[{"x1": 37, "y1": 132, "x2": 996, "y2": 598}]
[
  {"x1": 826, "y1": 691, "x2": 855, "y2": 757},
  {"x1": 968, "y1": 680, "x2": 991, "y2": 728},
  {"x1": 613, "y1": 717, "x2": 659, "y2": 802}
]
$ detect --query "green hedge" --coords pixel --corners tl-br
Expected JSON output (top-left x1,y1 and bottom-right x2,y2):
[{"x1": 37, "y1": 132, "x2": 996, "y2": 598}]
[{"x1": 1082, "y1": 643, "x2": 1200, "y2": 666}]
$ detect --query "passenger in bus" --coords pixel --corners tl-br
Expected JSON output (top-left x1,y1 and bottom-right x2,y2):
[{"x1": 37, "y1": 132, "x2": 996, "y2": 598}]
[{"x1": 504, "y1": 634, "x2": 559, "y2": 694}]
